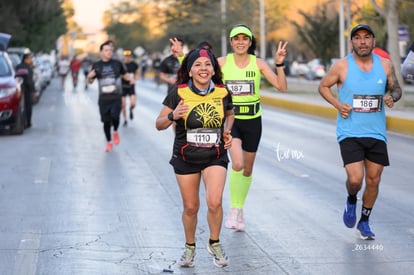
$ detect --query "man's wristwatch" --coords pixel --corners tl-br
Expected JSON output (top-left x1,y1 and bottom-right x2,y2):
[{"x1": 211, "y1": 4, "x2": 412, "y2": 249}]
[
  {"x1": 167, "y1": 111, "x2": 175, "y2": 121},
  {"x1": 391, "y1": 95, "x2": 398, "y2": 103}
]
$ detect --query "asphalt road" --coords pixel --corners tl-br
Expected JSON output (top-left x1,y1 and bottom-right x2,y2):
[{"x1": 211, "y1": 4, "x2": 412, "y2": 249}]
[{"x1": 0, "y1": 76, "x2": 413, "y2": 275}]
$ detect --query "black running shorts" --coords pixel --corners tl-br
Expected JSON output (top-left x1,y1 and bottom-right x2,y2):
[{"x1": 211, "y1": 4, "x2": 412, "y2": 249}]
[
  {"x1": 339, "y1": 137, "x2": 389, "y2": 166},
  {"x1": 231, "y1": 116, "x2": 262, "y2": 152},
  {"x1": 170, "y1": 156, "x2": 229, "y2": 175},
  {"x1": 99, "y1": 98, "x2": 122, "y2": 123},
  {"x1": 122, "y1": 86, "x2": 135, "y2": 97}
]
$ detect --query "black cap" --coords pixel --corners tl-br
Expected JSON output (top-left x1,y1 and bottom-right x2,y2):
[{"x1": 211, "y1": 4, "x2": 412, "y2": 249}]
[{"x1": 350, "y1": 24, "x2": 375, "y2": 38}]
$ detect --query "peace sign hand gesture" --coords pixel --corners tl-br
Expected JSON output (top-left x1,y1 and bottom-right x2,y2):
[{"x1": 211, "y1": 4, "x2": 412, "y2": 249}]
[
  {"x1": 169, "y1": 37, "x2": 184, "y2": 58},
  {"x1": 275, "y1": 41, "x2": 288, "y2": 65}
]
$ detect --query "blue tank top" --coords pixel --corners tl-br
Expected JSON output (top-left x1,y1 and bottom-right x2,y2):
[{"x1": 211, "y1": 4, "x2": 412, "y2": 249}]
[{"x1": 337, "y1": 54, "x2": 387, "y2": 142}]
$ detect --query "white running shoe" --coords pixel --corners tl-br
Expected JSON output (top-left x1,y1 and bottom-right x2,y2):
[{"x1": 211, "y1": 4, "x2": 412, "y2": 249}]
[
  {"x1": 225, "y1": 208, "x2": 238, "y2": 229},
  {"x1": 235, "y1": 208, "x2": 245, "y2": 231},
  {"x1": 207, "y1": 242, "x2": 229, "y2": 268},
  {"x1": 178, "y1": 244, "x2": 196, "y2": 267}
]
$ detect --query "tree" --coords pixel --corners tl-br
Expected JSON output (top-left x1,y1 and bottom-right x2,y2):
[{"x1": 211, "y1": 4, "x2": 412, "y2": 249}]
[
  {"x1": 291, "y1": 4, "x2": 340, "y2": 66},
  {"x1": 104, "y1": 0, "x2": 168, "y2": 53},
  {"x1": 162, "y1": 0, "x2": 222, "y2": 50},
  {"x1": 369, "y1": 0, "x2": 405, "y2": 107},
  {"x1": 103, "y1": 0, "x2": 288, "y2": 55},
  {"x1": 105, "y1": 21, "x2": 147, "y2": 50},
  {"x1": 1, "y1": 0, "x2": 67, "y2": 52}
]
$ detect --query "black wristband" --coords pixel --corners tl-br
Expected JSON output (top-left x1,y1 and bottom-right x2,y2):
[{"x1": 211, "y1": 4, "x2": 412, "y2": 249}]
[
  {"x1": 391, "y1": 95, "x2": 398, "y2": 103},
  {"x1": 275, "y1": 62, "x2": 285, "y2": 67}
]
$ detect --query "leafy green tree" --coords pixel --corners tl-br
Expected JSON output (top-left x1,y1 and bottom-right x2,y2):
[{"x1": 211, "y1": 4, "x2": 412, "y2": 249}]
[
  {"x1": 163, "y1": 0, "x2": 288, "y2": 54},
  {"x1": 103, "y1": 0, "x2": 288, "y2": 55},
  {"x1": 291, "y1": 4, "x2": 339, "y2": 66},
  {"x1": 104, "y1": 0, "x2": 165, "y2": 53},
  {"x1": 105, "y1": 21, "x2": 147, "y2": 50},
  {"x1": 356, "y1": 0, "x2": 413, "y2": 108},
  {"x1": 162, "y1": 0, "x2": 222, "y2": 49},
  {"x1": 1, "y1": 0, "x2": 67, "y2": 52}
]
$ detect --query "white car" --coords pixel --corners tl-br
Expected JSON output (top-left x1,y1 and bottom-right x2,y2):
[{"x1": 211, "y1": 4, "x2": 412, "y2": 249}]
[
  {"x1": 402, "y1": 49, "x2": 414, "y2": 84},
  {"x1": 305, "y1": 59, "x2": 326, "y2": 80},
  {"x1": 37, "y1": 57, "x2": 53, "y2": 86},
  {"x1": 290, "y1": 61, "x2": 310, "y2": 77}
]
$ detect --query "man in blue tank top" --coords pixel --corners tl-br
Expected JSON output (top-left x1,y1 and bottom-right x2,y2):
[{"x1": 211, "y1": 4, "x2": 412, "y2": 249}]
[{"x1": 318, "y1": 24, "x2": 402, "y2": 240}]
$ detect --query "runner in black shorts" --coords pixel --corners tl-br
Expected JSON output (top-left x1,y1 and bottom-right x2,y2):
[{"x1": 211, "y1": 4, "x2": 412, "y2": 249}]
[
  {"x1": 318, "y1": 24, "x2": 402, "y2": 240},
  {"x1": 87, "y1": 40, "x2": 131, "y2": 152},
  {"x1": 218, "y1": 24, "x2": 288, "y2": 231},
  {"x1": 156, "y1": 48, "x2": 234, "y2": 268},
  {"x1": 121, "y1": 50, "x2": 139, "y2": 126}
]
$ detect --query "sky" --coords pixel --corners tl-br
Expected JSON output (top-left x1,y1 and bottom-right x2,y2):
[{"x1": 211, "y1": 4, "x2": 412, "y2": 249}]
[{"x1": 72, "y1": 0, "x2": 118, "y2": 32}]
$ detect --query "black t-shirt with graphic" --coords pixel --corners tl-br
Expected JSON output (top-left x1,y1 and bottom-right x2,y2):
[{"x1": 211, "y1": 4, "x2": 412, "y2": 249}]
[
  {"x1": 163, "y1": 84, "x2": 233, "y2": 164},
  {"x1": 91, "y1": 59, "x2": 126, "y2": 100}
]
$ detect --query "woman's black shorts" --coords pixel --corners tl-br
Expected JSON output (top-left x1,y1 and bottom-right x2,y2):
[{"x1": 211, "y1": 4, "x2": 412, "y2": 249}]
[
  {"x1": 231, "y1": 116, "x2": 262, "y2": 152},
  {"x1": 170, "y1": 156, "x2": 229, "y2": 175}
]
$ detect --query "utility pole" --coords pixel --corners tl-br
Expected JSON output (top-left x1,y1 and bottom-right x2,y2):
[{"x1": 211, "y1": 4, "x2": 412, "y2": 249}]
[
  {"x1": 339, "y1": 0, "x2": 345, "y2": 58},
  {"x1": 260, "y1": 0, "x2": 265, "y2": 59},
  {"x1": 346, "y1": 0, "x2": 352, "y2": 54},
  {"x1": 221, "y1": 0, "x2": 227, "y2": 57}
]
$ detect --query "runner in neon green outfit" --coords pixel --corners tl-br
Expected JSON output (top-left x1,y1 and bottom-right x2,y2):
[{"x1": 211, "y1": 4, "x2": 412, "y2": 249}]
[{"x1": 218, "y1": 24, "x2": 288, "y2": 231}]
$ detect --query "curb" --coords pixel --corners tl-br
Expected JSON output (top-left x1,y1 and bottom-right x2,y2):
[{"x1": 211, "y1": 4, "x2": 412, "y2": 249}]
[
  {"x1": 261, "y1": 95, "x2": 414, "y2": 136},
  {"x1": 386, "y1": 116, "x2": 414, "y2": 136}
]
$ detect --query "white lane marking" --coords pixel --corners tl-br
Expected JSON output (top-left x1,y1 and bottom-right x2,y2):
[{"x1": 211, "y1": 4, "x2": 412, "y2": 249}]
[
  {"x1": 34, "y1": 157, "x2": 51, "y2": 184},
  {"x1": 13, "y1": 230, "x2": 41, "y2": 275}
]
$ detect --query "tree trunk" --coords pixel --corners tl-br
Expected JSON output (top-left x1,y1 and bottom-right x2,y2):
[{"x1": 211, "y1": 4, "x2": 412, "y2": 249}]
[
  {"x1": 386, "y1": 0, "x2": 405, "y2": 109},
  {"x1": 371, "y1": 0, "x2": 405, "y2": 109}
]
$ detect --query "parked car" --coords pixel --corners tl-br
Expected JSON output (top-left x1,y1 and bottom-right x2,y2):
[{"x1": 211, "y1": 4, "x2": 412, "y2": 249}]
[
  {"x1": 266, "y1": 58, "x2": 290, "y2": 76},
  {"x1": 401, "y1": 50, "x2": 414, "y2": 84},
  {"x1": 290, "y1": 60, "x2": 310, "y2": 77},
  {"x1": 7, "y1": 47, "x2": 31, "y2": 63},
  {"x1": 0, "y1": 33, "x2": 25, "y2": 135},
  {"x1": 304, "y1": 58, "x2": 326, "y2": 80},
  {"x1": 8, "y1": 52, "x2": 20, "y2": 69},
  {"x1": 35, "y1": 56, "x2": 53, "y2": 87}
]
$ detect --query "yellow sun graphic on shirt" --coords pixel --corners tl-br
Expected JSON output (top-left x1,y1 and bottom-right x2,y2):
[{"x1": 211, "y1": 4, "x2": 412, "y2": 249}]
[{"x1": 189, "y1": 103, "x2": 221, "y2": 128}]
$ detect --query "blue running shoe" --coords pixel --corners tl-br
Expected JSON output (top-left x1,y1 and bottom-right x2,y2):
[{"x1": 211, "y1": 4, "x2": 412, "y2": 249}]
[
  {"x1": 357, "y1": 221, "x2": 375, "y2": 240},
  {"x1": 343, "y1": 201, "x2": 357, "y2": 228}
]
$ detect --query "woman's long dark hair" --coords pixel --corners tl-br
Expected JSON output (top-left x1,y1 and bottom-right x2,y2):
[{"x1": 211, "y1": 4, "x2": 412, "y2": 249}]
[
  {"x1": 248, "y1": 36, "x2": 257, "y2": 55},
  {"x1": 176, "y1": 49, "x2": 223, "y2": 85}
]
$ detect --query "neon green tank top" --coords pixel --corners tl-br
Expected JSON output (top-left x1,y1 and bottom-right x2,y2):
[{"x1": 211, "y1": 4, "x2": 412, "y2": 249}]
[{"x1": 221, "y1": 53, "x2": 262, "y2": 119}]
